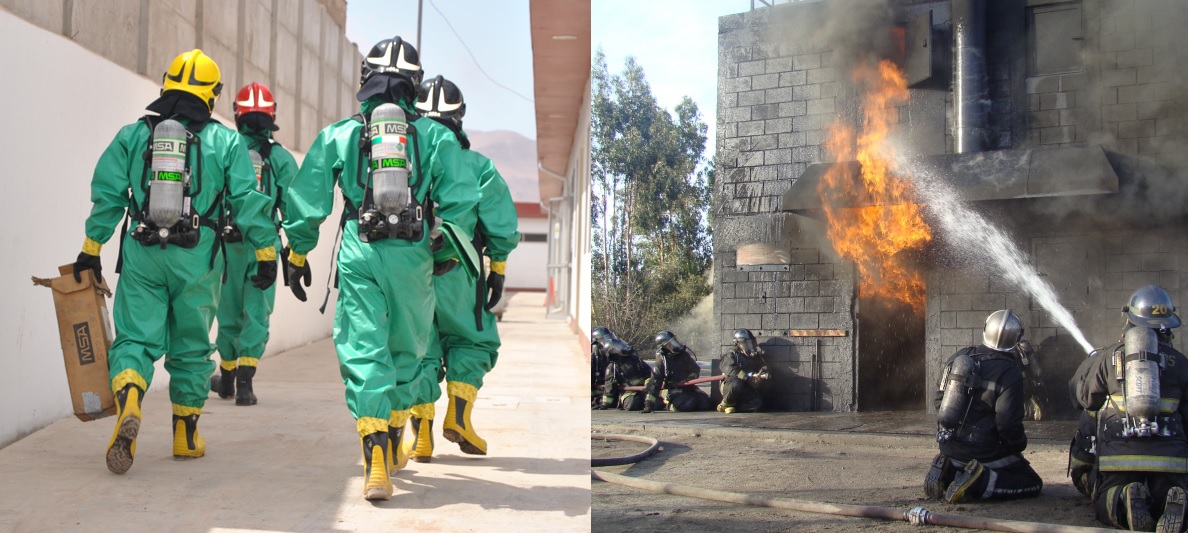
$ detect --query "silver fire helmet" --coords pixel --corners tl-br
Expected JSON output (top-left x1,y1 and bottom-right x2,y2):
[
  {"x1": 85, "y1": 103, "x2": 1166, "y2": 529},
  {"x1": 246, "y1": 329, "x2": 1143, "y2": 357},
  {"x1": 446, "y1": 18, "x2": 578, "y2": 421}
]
[
  {"x1": 1124, "y1": 285, "x2": 1181, "y2": 330},
  {"x1": 983, "y1": 309, "x2": 1024, "y2": 352}
]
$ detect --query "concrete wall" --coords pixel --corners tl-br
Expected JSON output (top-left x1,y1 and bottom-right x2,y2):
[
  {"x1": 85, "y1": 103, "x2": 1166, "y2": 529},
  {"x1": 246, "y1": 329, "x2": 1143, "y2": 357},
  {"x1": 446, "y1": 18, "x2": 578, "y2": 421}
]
[
  {"x1": 0, "y1": 9, "x2": 343, "y2": 448},
  {"x1": 715, "y1": 0, "x2": 1188, "y2": 412},
  {"x1": 0, "y1": 0, "x2": 362, "y2": 151},
  {"x1": 506, "y1": 216, "x2": 548, "y2": 291}
]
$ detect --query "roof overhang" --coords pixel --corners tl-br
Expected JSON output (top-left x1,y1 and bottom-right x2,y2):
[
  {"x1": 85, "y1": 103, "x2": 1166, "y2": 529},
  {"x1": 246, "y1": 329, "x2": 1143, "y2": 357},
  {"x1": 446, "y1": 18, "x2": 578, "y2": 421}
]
[
  {"x1": 529, "y1": 0, "x2": 591, "y2": 203},
  {"x1": 781, "y1": 144, "x2": 1120, "y2": 212}
]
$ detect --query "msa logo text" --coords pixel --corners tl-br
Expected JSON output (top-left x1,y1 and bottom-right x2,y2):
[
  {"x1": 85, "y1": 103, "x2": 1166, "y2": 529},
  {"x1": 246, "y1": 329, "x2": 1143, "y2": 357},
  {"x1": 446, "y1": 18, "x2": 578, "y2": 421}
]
[{"x1": 73, "y1": 322, "x2": 95, "y2": 366}]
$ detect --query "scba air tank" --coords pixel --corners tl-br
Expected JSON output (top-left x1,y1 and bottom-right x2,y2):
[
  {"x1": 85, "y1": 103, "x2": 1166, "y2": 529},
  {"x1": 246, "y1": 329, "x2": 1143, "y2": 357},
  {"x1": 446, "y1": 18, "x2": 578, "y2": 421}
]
[
  {"x1": 147, "y1": 119, "x2": 187, "y2": 228},
  {"x1": 368, "y1": 103, "x2": 410, "y2": 215},
  {"x1": 249, "y1": 149, "x2": 264, "y2": 192},
  {"x1": 1123, "y1": 326, "x2": 1161, "y2": 437},
  {"x1": 936, "y1": 353, "x2": 976, "y2": 441}
]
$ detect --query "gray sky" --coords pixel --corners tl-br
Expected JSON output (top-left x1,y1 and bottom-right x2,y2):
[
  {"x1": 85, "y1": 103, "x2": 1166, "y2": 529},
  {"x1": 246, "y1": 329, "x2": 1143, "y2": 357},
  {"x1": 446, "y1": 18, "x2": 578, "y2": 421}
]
[
  {"x1": 345, "y1": 0, "x2": 537, "y2": 139},
  {"x1": 593, "y1": 1, "x2": 751, "y2": 155}
]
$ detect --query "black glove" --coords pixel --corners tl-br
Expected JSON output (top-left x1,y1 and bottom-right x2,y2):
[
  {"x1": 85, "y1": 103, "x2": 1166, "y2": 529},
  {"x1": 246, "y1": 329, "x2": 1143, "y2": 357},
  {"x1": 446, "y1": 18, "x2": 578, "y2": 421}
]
[
  {"x1": 280, "y1": 247, "x2": 292, "y2": 287},
  {"x1": 251, "y1": 259, "x2": 278, "y2": 290},
  {"x1": 73, "y1": 252, "x2": 103, "y2": 283},
  {"x1": 287, "y1": 256, "x2": 312, "y2": 302},
  {"x1": 485, "y1": 272, "x2": 505, "y2": 311}
]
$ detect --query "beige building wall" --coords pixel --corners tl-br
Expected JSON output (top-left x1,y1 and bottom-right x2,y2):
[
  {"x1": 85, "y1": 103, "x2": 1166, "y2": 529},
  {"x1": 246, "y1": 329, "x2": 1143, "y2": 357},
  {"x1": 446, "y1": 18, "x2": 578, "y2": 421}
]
[{"x1": 0, "y1": 0, "x2": 362, "y2": 150}]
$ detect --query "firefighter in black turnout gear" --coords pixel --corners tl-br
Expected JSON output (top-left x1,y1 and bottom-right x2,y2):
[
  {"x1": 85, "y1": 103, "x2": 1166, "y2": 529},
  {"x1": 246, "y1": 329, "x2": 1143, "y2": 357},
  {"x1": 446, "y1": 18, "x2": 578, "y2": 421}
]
[
  {"x1": 925, "y1": 309, "x2": 1043, "y2": 503},
  {"x1": 717, "y1": 329, "x2": 769, "y2": 414},
  {"x1": 1071, "y1": 285, "x2": 1188, "y2": 532},
  {"x1": 591, "y1": 327, "x2": 615, "y2": 409},
  {"x1": 596, "y1": 338, "x2": 652, "y2": 411},
  {"x1": 642, "y1": 331, "x2": 712, "y2": 413}
]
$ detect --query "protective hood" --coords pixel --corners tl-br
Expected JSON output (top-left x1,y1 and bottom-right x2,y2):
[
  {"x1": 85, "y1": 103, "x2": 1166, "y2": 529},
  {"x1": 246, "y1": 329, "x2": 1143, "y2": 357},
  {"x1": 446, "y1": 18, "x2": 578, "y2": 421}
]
[
  {"x1": 146, "y1": 91, "x2": 212, "y2": 126},
  {"x1": 236, "y1": 111, "x2": 279, "y2": 133},
  {"x1": 356, "y1": 74, "x2": 417, "y2": 104},
  {"x1": 454, "y1": 128, "x2": 470, "y2": 149}
]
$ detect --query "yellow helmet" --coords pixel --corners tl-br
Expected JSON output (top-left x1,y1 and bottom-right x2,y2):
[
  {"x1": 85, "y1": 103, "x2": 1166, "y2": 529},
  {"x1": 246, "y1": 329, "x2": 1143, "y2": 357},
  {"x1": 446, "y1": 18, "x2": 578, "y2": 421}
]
[{"x1": 161, "y1": 49, "x2": 223, "y2": 110}]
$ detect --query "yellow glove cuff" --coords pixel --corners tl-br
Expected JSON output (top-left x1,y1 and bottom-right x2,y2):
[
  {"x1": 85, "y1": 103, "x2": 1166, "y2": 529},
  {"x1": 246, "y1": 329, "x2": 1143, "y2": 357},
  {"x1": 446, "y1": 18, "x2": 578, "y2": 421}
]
[
  {"x1": 490, "y1": 261, "x2": 507, "y2": 275},
  {"x1": 288, "y1": 251, "x2": 307, "y2": 267},
  {"x1": 255, "y1": 246, "x2": 276, "y2": 261},
  {"x1": 82, "y1": 237, "x2": 102, "y2": 256}
]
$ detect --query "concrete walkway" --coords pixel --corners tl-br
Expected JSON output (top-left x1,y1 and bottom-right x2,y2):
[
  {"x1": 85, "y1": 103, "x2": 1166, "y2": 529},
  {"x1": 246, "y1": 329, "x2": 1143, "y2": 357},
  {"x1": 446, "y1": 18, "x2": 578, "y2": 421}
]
[{"x1": 0, "y1": 292, "x2": 590, "y2": 532}]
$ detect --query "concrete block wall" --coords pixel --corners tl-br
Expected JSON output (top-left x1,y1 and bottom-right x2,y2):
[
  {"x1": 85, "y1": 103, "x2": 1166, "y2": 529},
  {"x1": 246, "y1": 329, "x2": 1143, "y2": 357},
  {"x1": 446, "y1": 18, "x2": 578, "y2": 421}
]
[
  {"x1": 0, "y1": 0, "x2": 362, "y2": 151},
  {"x1": 1024, "y1": 0, "x2": 1188, "y2": 159}
]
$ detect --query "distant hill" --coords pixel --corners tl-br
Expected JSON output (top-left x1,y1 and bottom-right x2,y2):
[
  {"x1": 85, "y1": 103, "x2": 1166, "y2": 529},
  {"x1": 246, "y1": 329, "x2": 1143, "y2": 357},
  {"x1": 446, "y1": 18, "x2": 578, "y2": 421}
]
[{"x1": 466, "y1": 130, "x2": 540, "y2": 203}]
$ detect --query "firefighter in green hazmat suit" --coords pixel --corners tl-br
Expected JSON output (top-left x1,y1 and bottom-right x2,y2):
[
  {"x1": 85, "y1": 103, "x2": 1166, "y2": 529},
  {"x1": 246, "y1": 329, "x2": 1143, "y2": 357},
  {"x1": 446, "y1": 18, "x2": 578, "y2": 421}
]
[
  {"x1": 72, "y1": 50, "x2": 278, "y2": 475},
  {"x1": 281, "y1": 37, "x2": 480, "y2": 501},
  {"x1": 209, "y1": 82, "x2": 299, "y2": 407},
  {"x1": 403, "y1": 76, "x2": 521, "y2": 463}
]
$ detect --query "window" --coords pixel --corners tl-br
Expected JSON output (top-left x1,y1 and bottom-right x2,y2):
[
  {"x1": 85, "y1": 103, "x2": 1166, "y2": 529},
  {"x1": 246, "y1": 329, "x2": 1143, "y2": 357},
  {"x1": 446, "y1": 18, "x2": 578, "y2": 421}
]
[
  {"x1": 522, "y1": 233, "x2": 548, "y2": 243},
  {"x1": 1028, "y1": 3, "x2": 1083, "y2": 76}
]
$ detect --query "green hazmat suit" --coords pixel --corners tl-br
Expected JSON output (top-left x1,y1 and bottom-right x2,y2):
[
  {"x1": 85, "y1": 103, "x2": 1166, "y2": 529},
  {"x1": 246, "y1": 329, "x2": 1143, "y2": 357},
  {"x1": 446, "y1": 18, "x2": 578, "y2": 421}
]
[
  {"x1": 282, "y1": 98, "x2": 479, "y2": 429},
  {"x1": 85, "y1": 117, "x2": 276, "y2": 410},
  {"x1": 215, "y1": 130, "x2": 298, "y2": 369},
  {"x1": 413, "y1": 140, "x2": 521, "y2": 404}
]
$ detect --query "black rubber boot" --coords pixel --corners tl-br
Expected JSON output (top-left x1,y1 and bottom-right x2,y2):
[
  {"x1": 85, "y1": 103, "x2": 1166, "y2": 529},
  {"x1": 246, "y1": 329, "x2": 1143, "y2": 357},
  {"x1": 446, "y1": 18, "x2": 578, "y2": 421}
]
[
  {"x1": 361, "y1": 431, "x2": 392, "y2": 500},
  {"x1": 235, "y1": 366, "x2": 257, "y2": 406},
  {"x1": 210, "y1": 366, "x2": 236, "y2": 399}
]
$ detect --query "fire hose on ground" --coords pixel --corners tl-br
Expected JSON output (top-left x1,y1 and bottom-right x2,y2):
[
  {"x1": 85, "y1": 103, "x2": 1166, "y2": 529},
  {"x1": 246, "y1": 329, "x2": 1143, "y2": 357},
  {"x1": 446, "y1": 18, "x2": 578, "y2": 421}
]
[
  {"x1": 619, "y1": 375, "x2": 725, "y2": 393},
  {"x1": 591, "y1": 433, "x2": 1115, "y2": 533}
]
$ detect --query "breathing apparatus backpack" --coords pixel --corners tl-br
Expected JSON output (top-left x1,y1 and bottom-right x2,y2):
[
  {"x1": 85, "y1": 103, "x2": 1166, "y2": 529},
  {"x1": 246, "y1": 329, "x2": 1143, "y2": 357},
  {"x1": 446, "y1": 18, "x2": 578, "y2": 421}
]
[
  {"x1": 936, "y1": 347, "x2": 1015, "y2": 443},
  {"x1": 1110, "y1": 327, "x2": 1169, "y2": 438},
  {"x1": 124, "y1": 116, "x2": 230, "y2": 260},
  {"x1": 221, "y1": 139, "x2": 282, "y2": 243},
  {"x1": 346, "y1": 102, "x2": 431, "y2": 243}
]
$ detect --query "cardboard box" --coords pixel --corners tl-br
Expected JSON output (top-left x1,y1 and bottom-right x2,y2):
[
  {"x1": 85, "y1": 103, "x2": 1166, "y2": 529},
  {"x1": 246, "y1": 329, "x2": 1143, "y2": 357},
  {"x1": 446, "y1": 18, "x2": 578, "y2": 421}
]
[{"x1": 32, "y1": 265, "x2": 116, "y2": 421}]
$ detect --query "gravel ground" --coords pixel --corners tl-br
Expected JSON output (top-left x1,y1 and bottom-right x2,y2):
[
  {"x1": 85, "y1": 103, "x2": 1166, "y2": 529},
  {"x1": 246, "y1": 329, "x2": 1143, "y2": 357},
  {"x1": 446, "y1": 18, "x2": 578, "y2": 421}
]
[{"x1": 592, "y1": 426, "x2": 1110, "y2": 532}]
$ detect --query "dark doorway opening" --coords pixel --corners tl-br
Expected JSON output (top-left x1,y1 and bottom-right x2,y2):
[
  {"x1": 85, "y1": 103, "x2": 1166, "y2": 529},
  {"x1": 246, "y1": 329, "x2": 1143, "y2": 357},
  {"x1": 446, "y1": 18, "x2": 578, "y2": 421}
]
[{"x1": 857, "y1": 295, "x2": 927, "y2": 410}]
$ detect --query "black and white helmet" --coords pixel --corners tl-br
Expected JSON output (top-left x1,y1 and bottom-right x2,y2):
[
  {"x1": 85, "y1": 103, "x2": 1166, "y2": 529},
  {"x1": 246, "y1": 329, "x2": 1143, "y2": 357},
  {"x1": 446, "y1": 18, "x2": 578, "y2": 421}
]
[
  {"x1": 983, "y1": 309, "x2": 1024, "y2": 352},
  {"x1": 357, "y1": 37, "x2": 422, "y2": 101},
  {"x1": 415, "y1": 75, "x2": 466, "y2": 131}
]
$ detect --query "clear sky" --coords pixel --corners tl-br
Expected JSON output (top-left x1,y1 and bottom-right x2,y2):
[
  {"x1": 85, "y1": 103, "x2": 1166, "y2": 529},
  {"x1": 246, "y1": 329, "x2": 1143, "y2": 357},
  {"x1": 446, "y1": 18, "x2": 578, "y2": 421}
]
[
  {"x1": 592, "y1": 1, "x2": 752, "y2": 156},
  {"x1": 345, "y1": 0, "x2": 537, "y2": 139}
]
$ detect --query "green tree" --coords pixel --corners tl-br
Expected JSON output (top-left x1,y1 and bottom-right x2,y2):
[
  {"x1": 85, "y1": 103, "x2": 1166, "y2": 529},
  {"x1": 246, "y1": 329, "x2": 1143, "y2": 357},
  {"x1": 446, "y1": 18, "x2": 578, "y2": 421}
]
[{"x1": 591, "y1": 49, "x2": 712, "y2": 350}]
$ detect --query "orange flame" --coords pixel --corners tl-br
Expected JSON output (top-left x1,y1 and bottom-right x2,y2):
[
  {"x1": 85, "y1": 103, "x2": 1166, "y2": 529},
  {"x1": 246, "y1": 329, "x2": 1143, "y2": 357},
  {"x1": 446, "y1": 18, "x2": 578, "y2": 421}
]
[{"x1": 817, "y1": 60, "x2": 931, "y2": 311}]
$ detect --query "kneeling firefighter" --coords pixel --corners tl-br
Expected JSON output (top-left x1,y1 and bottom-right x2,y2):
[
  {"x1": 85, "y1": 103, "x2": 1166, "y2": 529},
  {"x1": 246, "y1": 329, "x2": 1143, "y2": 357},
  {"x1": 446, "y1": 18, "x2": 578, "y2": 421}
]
[
  {"x1": 591, "y1": 327, "x2": 615, "y2": 408},
  {"x1": 210, "y1": 82, "x2": 299, "y2": 406},
  {"x1": 72, "y1": 50, "x2": 279, "y2": 474},
  {"x1": 1072, "y1": 285, "x2": 1188, "y2": 532},
  {"x1": 717, "y1": 329, "x2": 769, "y2": 414},
  {"x1": 642, "y1": 330, "x2": 712, "y2": 413},
  {"x1": 925, "y1": 309, "x2": 1043, "y2": 503},
  {"x1": 403, "y1": 75, "x2": 521, "y2": 462},
  {"x1": 281, "y1": 36, "x2": 479, "y2": 501},
  {"x1": 597, "y1": 339, "x2": 653, "y2": 411}
]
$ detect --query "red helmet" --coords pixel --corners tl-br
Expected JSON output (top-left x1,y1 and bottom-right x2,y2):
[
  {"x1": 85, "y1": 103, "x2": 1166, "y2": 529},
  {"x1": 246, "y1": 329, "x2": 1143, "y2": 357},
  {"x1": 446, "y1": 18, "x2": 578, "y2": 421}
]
[{"x1": 233, "y1": 82, "x2": 276, "y2": 119}]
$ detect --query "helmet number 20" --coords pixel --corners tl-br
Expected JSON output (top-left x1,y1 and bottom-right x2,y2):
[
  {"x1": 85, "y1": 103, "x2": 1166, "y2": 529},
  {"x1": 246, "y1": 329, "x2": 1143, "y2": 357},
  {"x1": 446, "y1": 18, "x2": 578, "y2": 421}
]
[{"x1": 1152, "y1": 304, "x2": 1169, "y2": 315}]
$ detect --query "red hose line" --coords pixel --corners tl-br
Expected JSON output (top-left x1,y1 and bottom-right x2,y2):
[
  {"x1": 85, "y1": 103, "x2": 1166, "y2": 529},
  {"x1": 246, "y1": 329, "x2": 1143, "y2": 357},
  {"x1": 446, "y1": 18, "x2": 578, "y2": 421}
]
[{"x1": 621, "y1": 375, "x2": 725, "y2": 393}]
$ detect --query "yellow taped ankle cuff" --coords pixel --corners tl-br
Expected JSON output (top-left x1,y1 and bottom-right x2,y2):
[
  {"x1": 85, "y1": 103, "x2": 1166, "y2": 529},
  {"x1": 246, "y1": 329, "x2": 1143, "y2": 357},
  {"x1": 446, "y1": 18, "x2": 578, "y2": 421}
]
[
  {"x1": 172, "y1": 404, "x2": 202, "y2": 417},
  {"x1": 410, "y1": 403, "x2": 436, "y2": 419},
  {"x1": 236, "y1": 356, "x2": 259, "y2": 368},
  {"x1": 111, "y1": 369, "x2": 147, "y2": 394},
  {"x1": 357, "y1": 417, "x2": 388, "y2": 437},
  {"x1": 388, "y1": 409, "x2": 411, "y2": 427},
  {"x1": 447, "y1": 381, "x2": 479, "y2": 402},
  {"x1": 219, "y1": 360, "x2": 237, "y2": 371}
]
